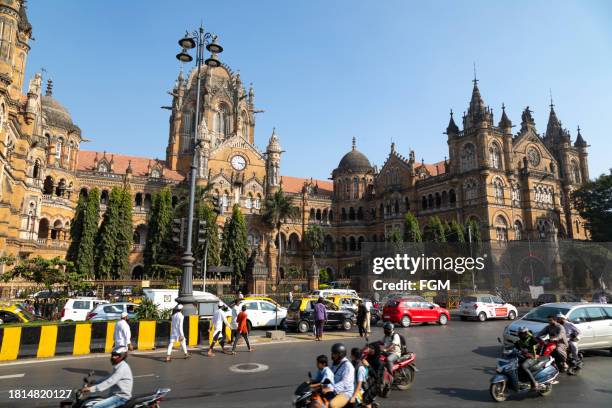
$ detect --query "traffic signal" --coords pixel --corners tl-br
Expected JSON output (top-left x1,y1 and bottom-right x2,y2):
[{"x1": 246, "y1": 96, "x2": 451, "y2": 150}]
[
  {"x1": 171, "y1": 218, "x2": 185, "y2": 247},
  {"x1": 197, "y1": 219, "x2": 207, "y2": 244},
  {"x1": 211, "y1": 196, "x2": 221, "y2": 215}
]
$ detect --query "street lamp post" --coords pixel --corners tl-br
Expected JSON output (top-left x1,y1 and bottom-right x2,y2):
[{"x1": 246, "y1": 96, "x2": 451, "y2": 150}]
[{"x1": 175, "y1": 25, "x2": 223, "y2": 315}]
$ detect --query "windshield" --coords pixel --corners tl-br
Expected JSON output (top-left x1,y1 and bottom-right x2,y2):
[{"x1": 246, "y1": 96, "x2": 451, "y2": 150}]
[
  {"x1": 523, "y1": 305, "x2": 570, "y2": 323},
  {"x1": 15, "y1": 305, "x2": 43, "y2": 321},
  {"x1": 323, "y1": 300, "x2": 339, "y2": 310}
]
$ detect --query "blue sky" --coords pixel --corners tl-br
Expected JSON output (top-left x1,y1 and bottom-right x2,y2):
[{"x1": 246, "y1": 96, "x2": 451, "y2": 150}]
[{"x1": 24, "y1": 0, "x2": 612, "y2": 180}]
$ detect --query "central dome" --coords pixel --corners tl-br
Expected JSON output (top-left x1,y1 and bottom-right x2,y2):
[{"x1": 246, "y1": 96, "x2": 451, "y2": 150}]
[
  {"x1": 336, "y1": 137, "x2": 371, "y2": 172},
  {"x1": 42, "y1": 95, "x2": 79, "y2": 132}
]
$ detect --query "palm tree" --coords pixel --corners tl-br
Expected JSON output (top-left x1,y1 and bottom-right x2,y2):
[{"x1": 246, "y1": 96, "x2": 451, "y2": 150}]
[{"x1": 262, "y1": 189, "x2": 300, "y2": 283}]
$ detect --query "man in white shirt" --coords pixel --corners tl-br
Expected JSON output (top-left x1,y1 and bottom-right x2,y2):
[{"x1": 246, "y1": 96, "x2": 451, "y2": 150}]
[
  {"x1": 208, "y1": 302, "x2": 228, "y2": 356},
  {"x1": 166, "y1": 304, "x2": 189, "y2": 362},
  {"x1": 114, "y1": 312, "x2": 132, "y2": 351},
  {"x1": 230, "y1": 299, "x2": 242, "y2": 343}
]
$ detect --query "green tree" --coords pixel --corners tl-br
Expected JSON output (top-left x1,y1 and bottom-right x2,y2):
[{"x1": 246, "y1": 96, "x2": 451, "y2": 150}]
[
  {"x1": 445, "y1": 219, "x2": 466, "y2": 243},
  {"x1": 95, "y1": 187, "x2": 132, "y2": 279},
  {"x1": 262, "y1": 189, "x2": 300, "y2": 282},
  {"x1": 304, "y1": 225, "x2": 324, "y2": 256},
  {"x1": 572, "y1": 171, "x2": 612, "y2": 241},
  {"x1": 386, "y1": 227, "x2": 403, "y2": 250},
  {"x1": 67, "y1": 195, "x2": 87, "y2": 263},
  {"x1": 220, "y1": 204, "x2": 249, "y2": 286},
  {"x1": 319, "y1": 268, "x2": 330, "y2": 284},
  {"x1": 144, "y1": 187, "x2": 173, "y2": 273},
  {"x1": 76, "y1": 188, "x2": 101, "y2": 278},
  {"x1": 403, "y1": 211, "x2": 422, "y2": 242},
  {"x1": 194, "y1": 201, "x2": 221, "y2": 269},
  {"x1": 423, "y1": 216, "x2": 447, "y2": 242},
  {"x1": 113, "y1": 188, "x2": 133, "y2": 277},
  {"x1": 1, "y1": 256, "x2": 69, "y2": 293},
  {"x1": 464, "y1": 218, "x2": 482, "y2": 247}
]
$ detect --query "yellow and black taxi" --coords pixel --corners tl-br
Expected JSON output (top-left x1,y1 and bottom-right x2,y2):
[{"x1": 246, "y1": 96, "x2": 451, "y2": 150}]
[
  {"x1": 0, "y1": 304, "x2": 44, "y2": 324},
  {"x1": 285, "y1": 297, "x2": 355, "y2": 333},
  {"x1": 327, "y1": 295, "x2": 361, "y2": 313}
]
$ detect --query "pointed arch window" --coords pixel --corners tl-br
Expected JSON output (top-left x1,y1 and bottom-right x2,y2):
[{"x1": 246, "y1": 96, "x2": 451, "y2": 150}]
[
  {"x1": 181, "y1": 110, "x2": 193, "y2": 152},
  {"x1": 56, "y1": 138, "x2": 63, "y2": 160},
  {"x1": 460, "y1": 143, "x2": 477, "y2": 172},
  {"x1": 353, "y1": 177, "x2": 359, "y2": 199},
  {"x1": 495, "y1": 215, "x2": 508, "y2": 242},
  {"x1": 463, "y1": 178, "x2": 478, "y2": 204},
  {"x1": 214, "y1": 104, "x2": 230, "y2": 138},
  {"x1": 514, "y1": 220, "x2": 523, "y2": 240},
  {"x1": 490, "y1": 142, "x2": 502, "y2": 169},
  {"x1": 570, "y1": 161, "x2": 581, "y2": 184},
  {"x1": 0, "y1": 19, "x2": 15, "y2": 62},
  {"x1": 493, "y1": 178, "x2": 504, "y2": 204}
]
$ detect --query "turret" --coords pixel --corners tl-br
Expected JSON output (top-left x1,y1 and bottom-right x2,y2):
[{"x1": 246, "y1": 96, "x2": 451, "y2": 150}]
[
  {"x1": 574, "y1": 126, "x2": 589, "y2": 182},
  {"x1": 498, "y1": 103, "x2": 512, "y2": 135},
  {"x1": 445, "y1": 109, "x2": 459, "y2": 139},
  {"x1": 462, "y1": 77, "x2": 493, "y2": 130},
  {"x1": 0, "y1": 0, "x2": 32, "y2": 94},
  {"x1": 266, "y1": 128, "x2": 282, "y2": 194}
]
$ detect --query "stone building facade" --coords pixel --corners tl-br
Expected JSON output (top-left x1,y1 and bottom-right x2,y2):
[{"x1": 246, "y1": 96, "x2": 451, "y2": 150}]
[{"x1": 0, "y1": 1, "x2": 590, "y2": 288}]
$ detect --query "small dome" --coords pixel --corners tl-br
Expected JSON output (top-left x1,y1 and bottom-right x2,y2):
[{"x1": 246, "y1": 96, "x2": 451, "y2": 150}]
[{"x1": 41, "y1": 95, "x2": 79, "y2": 132}]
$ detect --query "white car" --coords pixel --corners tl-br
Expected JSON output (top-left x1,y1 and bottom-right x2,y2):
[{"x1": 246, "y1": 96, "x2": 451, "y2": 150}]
[
  {"x1": 459, "y1": 294, "x2": 518, "y2": 322},
  {"x1": 61, "y1": 298, "x2": 108, "y2": 322},
  {"x1": 241, "y1": 299, "x2": 287, "y2": 330},
  {"x1": 503, "y1": 303, "x2": 612, "y2": 351}
]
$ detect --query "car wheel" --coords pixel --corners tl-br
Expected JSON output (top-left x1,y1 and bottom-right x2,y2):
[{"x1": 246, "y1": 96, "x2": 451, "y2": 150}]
[
  {"x1": 400, "y1": 316, "x2": 411, "y2": 328},
  {"x1": 342, "y1": 319, "x2": 353, "y2": 331},
  {"x1": 507, "y1": 311, "x2": 517, "y2": 320},
  {"x1": 478, "y1": 312, "x2": 487, "y2": 322},
  {"x1": 279, "y1": 318, "x2": 287, "y2": 330},
  {"x1": 438, "y1": 314, "x2": 448, "y2": 325},
  {"x1": 460, "y1": 316, "x2": 468, "y2": 321},
  {"x1": 297, "y1": 320, "x2": 309, "y2": 333}
]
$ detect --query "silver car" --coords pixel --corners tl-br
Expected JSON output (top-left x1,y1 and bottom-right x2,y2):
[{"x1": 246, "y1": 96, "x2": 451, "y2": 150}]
[
  {"x1": 86, "y1": 302, "x2": 137, "y2": 321},
  {"x1": 503, "y1": 302, "x2": 612, "y2": 351}
]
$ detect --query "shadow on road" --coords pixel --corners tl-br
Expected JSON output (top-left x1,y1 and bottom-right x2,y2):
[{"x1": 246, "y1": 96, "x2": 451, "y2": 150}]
[
  {"x1": 129, "y1": 353, "x2": 169, "y2": 362},
  {"x1": 594, "y1": 388, "x2": 612, "y2": 394},
  {"x1": 471, "y1": 366, "x2": 496, "y2": 376},
  {"x1": 471, "y1": 345, "x2": 501, "y2": 358},
  {"x1": 428, "y1": 386, "x2": 491, "y2": 402},
  {"x1": 164, "y1": 383, "x2": 295, "y2": 402},
  {"x1": 62, "y1": 367, "x2": 110, "y2": 377}
]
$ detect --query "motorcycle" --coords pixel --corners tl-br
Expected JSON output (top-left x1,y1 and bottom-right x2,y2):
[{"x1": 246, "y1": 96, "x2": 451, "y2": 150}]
[
  {"x1": 363, "y1": 342, "x2": 417, "y2": 398},
  {"x1": 60, "y1": 371, "x2": 171, "y2": 408},
  {"x1": 490, "y1": 340, "x2": 559, "y2": 402},
  {"x1": 293, "y1": 372, "x2": 380, "y2": 408}
]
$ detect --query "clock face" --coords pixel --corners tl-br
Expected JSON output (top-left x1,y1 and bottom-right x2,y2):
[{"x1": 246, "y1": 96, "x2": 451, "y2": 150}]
[
  {"x1": 527, "y1": 147, "x2": 540, "y2": 166},
  {"x1": 230, "y1": 155, "x2": 246, "y2": 171}
]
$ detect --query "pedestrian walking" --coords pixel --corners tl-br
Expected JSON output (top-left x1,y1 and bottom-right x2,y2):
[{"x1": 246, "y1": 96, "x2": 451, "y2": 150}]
[
  {"x1": 114, "y1": 312, "x2": 133, "y2": 351},
  {"x1": 314, "y1": 297, "x2": 327, "y2": 341},
  {"x1": 356, "y1": 300, "x2": 368, "y2": 337},
  {"x1": 165, "y1": 304, "x2": 189, "y2": 362},
  {"x1": 230, "y1": 299, "x2": 242, "y2": 344},
  {"x1": 208, "y1": 302, "x2": 228, "y2": 356},
  {"x1": 231, "y1": 304, "x2": 254, "y2": 354}
]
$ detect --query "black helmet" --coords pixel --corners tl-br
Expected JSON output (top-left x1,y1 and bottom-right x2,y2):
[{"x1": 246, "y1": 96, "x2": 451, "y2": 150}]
[
  {"x1": 383, "y1": 322, "x2": 394, "y2": 331},
  {"x1": 331, "y1": 343, "x2": 347, "y2": 359},
  {"x1": 518, "y1": 326, "x2": 529, "y2": 336}
]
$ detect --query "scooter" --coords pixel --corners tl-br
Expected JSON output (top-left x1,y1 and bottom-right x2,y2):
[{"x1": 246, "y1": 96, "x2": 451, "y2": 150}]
[
  {"x1": 60, "y1": 371, "x2": 171, "y2": 408},
  {"x1": 293, "y1": 372, "x2": 380, "y2": 408},
  {"x1": 490, "y1": 340, "x2": 559, "y2": 402},
  {"x1": 362, "y1": 342, "x2": 417, "y2": 398}
]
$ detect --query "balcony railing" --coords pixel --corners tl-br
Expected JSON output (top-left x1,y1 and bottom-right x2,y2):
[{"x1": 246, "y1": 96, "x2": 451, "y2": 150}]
[{"x1": 36, "y1": 238, "x2": 69, "y2": 249}]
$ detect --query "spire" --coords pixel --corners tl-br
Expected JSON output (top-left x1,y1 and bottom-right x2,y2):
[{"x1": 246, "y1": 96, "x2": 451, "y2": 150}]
[
  {"x1": 45, "y1": 79, "x2": 53, "y2": 96},
  {"x1": 390, "y1": 142, "x2": 396, "y2": 153},
  {"x1": 446, "y1": 109, "x2": 459, "y2": 135},
  {"x1": 499, "y1": 103, "x2": 512, "y2": 130},
  {"x1": 352, "y1": 136, "x2": 356, "y2": 151},
  {"x1": 574, "y1": 125, "x2": 587, "y2": 147},
  {"x1": 267, "y1": 127, "x2": 281, "y2": 153},
  {"x1": 126, "y1": 160, "x2": 133, "y2": 174}
]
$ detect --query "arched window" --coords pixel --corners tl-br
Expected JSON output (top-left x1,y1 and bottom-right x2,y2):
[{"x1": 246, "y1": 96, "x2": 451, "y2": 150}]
[
  {"x1": 322, "y1": 209, "x2": 328, "y2": 223},
  {"x1": 221, "y1": 192, "x2": 229, "y2": 213},
  {"x1": 435, "y1": 193, "x2": 441, "y2": 208},
  {"x1": 0, "y1": 20, "x2": 15, "y2": 62},
  {"x1": 422, "y1": 196, "x2": 427, "y2": 210},
  {"x1": 460, "y1": 143, "x2": 477, "y2": 172},
  {"x1": 511, "y1": 184, "x2": 521, "y2": 206},
  {"x1": 240, "y1": 112, "x2": 248, "y2": 138},
  {"x1": 37, "y1": 218, "x2": 49, "y2": 239},
  {"x1": 353, "y1": 177, "x2": 359, "y2": 199},
  {"x1": 341, "y1": 237, "x2": 347, "y2": 251},
  {"x1": 310, "y1": 208, "x2": 315, "y2": 221},
  {"x1": 358, "y1": 236, "x2": 365, "y2": 250},
  {"x1": 394, "y1": 200, "x2": 399, "y2": 214},
  {"x1": 66, "y1": 141, "x2": 74, "y2": 165},
  {"x1": 100, "y1": 190, "x2": 109, "y2": 205},
  {"x1": 495, "y1": 215, "x2": 508, "y2": 242},
  {"x1": 514, "y1": 220, "x2": 522, "y2": 240},
  {"x1": 181, "y1": 110, "x2": 193, "y2": 152},
  {"x1": 255, "y1": 194, "x2": 261, "y2": 209},
  {"x1": 349, "y1": 207, "x2": 355, "y2": 221},
  {"x1": 489, "y1": 142, "x2": 502, "y2": 169},
  {"x1": 245, "y1": 193, "x2": 253, "y2": 209},
  {"x1": 463, "y1": 179, "x2": 478, "y2": 204},
  {"x1": 349, "y1": 236, "x2": 357, "y2": 251},
  {"x1": 449, "y1": 189, "x2": 456, "y2": 207},
  {"x1": 493, "y1": 178, "x2": 504, "y2": 204},
  {"x1": 537, "y1": 219, "x2": 549, "y2": 239},
  {"x1": 214, "y1": 104, "x2": 230, "y2": 138},
  {"x1": 55, "y1": 179, "x2": 66, "y2": 197},
  {"x1": 341, "y1": 208, "x2": 347, "y2": 221},
  {"x1": 134, "y1": 193, "x2": 143, "y2": 207},
  {"x1": 150, "y1": 168, "x2": 161, "y2": 178},
  {"x1": 570, "y1": 161, "x2": 581, "y2": 184},
  {"x1": 55, "y1": 138, "x2": 63, "y2": 160},
  {"x1": 324, "y1": 235, "x2": 334, "y2": 253},
  {"x1": 404, "y1": 197, "x2": 410, "y2": 211},
  {"x1": 357, "y1": 207, "x2": 363, "y2": 220},
  {"x1": 79, "y1": 188, "x2": 88, "y2": 199},
  {"x1": 98, "y1": 161, "x2": 109, "y2": 173},
  {"x1": 427, "y1": 194, "x2": 433, "y2": 208}
]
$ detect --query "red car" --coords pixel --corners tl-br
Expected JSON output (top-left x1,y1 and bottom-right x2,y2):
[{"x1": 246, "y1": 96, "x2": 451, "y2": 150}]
[{"x1": 382, "y1": 297, "x2": 450, "y2": 327}]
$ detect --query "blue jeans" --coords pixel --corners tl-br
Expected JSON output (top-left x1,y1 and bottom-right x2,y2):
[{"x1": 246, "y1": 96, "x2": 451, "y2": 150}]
[{"x1": 92, "y1": 395, "x2": 129, "y2": 408}]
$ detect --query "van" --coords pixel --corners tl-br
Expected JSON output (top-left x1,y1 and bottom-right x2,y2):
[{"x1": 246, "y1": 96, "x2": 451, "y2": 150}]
[
  {"x1": 61, "y1": 298, "x2": 108, "y2": 322},
  {"x1": 311, "y1": 289, "x2": 358, "y2": 298}
]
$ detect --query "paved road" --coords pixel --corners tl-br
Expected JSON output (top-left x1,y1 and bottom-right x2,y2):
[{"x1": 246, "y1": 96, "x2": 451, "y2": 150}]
[{"x1": 0, "y1": 319, "x2": 610, "y2": 407}]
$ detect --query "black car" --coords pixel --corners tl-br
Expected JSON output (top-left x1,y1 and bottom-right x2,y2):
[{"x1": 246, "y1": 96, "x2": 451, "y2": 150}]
[{"x1": 285, "y1": 298, "x2": 355, "y2": 333}]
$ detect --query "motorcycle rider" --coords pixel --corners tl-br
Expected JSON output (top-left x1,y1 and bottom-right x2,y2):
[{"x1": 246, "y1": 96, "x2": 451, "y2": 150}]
[
  {"x1": 381, "y1": 322, "x2": 402, "y2": 376},
  {"x1": 513, "y1": 327, "x2": 539, "y2": 390},
  {"x1": 329, "y1": 343, "x2": 355, "y2": 408},
  {"x1": 537, "y1": 315, "x2": 568, "y2": 370},
  {"x1": 556, "y1": 313, "x2": 580, "y2": 363},
  {"x1": 81, "y1": 346, "x2": 133, "y2": 408}
]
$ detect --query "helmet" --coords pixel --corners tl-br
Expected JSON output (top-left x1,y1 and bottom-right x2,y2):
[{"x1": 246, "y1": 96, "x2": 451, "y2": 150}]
[
  {"x1": 331, "y1": 343, "x2": 347, "y2": 359},
  {"x1": 518, "y1": 327, "x2": 529, "y2": 336},
  {"x1": 383, "y1": 322, "x2": 394, "y2": 331}
]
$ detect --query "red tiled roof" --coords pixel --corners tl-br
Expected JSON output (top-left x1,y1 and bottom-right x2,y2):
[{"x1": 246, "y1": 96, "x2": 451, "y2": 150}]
[
  {"x1": 77, "y1": 150, "x2": 184, "y2": 181},
  {"x1": 281, "y1": 175, "x2": 333, "y2": 196},
  {"x1": 413, "y1": 160, "x2": 447, "y2": 176}
]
